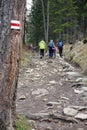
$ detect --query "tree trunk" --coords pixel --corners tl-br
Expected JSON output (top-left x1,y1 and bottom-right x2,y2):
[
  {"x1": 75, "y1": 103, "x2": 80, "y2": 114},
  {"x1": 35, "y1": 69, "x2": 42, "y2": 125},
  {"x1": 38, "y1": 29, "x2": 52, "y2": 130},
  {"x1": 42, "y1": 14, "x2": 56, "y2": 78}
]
[
  {"x1": 40, "y1": 0, "x2": 47, "y2": 43},
  {"x1": 46, "y1": 0, "x2": 49, "y2": 44},
  {"x1": 0, "y1": 0, "x2": 26, "y2": 130}
]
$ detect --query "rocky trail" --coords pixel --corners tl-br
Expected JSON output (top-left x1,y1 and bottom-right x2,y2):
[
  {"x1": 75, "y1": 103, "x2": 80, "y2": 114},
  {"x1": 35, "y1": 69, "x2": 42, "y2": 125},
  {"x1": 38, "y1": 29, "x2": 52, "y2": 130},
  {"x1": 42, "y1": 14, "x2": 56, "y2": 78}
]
[{"x1": 16, "y1": 53, "x2": 87, "y2": 130}]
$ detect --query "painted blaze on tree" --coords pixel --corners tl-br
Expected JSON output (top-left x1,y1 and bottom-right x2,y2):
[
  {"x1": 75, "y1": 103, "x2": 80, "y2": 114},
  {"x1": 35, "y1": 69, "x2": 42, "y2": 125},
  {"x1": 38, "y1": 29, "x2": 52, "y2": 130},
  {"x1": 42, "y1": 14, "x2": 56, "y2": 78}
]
[{"x1": 0, "y1": 0, "x2": 26, "y2": 130}]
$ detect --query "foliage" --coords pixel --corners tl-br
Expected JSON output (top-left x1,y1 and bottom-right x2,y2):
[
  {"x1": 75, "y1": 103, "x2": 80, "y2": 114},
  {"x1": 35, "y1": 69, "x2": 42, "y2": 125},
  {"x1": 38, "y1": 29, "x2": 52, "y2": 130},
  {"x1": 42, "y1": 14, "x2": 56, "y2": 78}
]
[
  {"x1": 25, "y1": 0, "x2": 44, "y2": 45},
  {"x1": 83, "y1": 38, "x2": 87, "y2": 44},
  {"x1": 16, "y1": 115, "x2": 32, "y2": 130},
  {"x1": 49, "y1": 0, "x2": 78, "y2": 40},
  {"x1": 25, "y1": 0, "x2": 87, "y2": 45}
]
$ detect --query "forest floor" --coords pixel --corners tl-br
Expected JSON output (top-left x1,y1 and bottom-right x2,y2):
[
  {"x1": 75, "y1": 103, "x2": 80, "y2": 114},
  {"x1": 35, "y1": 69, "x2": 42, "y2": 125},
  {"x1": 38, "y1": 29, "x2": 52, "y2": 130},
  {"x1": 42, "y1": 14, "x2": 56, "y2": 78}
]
[{"x1": 16, "y1": 50, "x2": 87, "y2": 130}]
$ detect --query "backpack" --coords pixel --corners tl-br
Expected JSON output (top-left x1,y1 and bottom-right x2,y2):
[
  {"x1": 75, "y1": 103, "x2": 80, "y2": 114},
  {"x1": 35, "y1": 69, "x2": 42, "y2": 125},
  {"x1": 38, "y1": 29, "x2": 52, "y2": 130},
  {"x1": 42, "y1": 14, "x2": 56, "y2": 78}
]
[
  {"x1": 48, "y1": 42, "x2": 54, "y2": 48},
  {"x1": 58, "y1": 41, "x2": 63, "y2": 48}
]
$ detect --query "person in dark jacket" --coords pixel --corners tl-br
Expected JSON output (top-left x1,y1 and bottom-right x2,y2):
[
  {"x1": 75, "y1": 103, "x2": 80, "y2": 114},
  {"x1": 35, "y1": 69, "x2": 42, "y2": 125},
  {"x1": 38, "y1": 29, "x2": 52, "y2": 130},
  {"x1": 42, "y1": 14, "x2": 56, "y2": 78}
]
[
  {"x1": 57, "y1": 39, "x2": 63, "y2": 57},
  {"x1": 48, "y1": 40, "x2": 54, "y2": 58}
]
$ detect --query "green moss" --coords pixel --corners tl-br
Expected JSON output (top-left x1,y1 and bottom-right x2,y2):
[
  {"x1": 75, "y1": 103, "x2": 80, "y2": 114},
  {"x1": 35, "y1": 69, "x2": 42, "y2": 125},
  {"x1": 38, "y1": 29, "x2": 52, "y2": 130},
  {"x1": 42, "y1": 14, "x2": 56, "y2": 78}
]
[{"x1": 16, "y1": 115, "x2": 32, "y2": 130}]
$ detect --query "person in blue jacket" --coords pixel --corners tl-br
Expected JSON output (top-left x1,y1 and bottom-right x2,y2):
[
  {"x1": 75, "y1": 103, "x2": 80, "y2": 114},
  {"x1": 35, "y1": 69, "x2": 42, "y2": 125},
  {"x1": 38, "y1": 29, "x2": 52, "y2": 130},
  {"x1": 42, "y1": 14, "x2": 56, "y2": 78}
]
[
  {"x1": 48, "y1": 40, "x2": 55, "y2": 58},
  {"x1": 57, "y1": 39, "x2": 63, "y2": 57}
]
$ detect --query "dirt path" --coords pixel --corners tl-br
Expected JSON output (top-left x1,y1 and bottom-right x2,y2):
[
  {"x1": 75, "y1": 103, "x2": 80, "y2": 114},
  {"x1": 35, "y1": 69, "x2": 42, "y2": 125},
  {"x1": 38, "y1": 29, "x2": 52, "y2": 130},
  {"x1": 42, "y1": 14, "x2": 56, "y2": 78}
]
[{"x1": 16, "y1": 53, "x2": 87, "y2": 130}]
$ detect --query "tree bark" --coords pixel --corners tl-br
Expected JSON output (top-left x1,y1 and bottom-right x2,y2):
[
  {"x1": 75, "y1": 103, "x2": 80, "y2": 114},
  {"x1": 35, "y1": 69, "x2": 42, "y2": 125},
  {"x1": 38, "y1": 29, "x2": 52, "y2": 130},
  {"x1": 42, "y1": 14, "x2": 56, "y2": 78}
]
[
  {"x1": 40, "y1": 0, "x2": 47, "y2": 43},
  {"x1": 0, "y1": 0, "x2": 26, "y2": 130},
  {"x1": 46, "y1": 0, "x2": 49, "y2": 44}
]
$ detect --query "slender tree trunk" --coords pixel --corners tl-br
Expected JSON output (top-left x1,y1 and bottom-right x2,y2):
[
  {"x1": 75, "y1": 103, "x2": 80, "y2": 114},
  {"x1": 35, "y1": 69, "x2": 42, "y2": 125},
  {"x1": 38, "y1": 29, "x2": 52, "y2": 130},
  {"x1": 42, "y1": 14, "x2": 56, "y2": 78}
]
[
  {"x1": 0, "y1": 0, "x2": 26, "y2": 130},
  {"x1": 41, "y1": 0, "x2": 49, "y2": 45},
  {"x1": 46, "y1": 0, "x2": 49, "y2": 44},
  {"x1": 40, "y1": 0, "x2": 46, "y2": 42}
]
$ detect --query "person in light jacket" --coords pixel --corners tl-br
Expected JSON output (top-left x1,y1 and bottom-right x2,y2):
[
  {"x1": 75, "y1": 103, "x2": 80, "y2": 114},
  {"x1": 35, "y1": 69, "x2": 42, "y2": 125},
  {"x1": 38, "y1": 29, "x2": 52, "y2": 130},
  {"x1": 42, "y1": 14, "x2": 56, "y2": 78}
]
[{"x1": 39, "y1": 40, "x2": 46, "y2": 59}]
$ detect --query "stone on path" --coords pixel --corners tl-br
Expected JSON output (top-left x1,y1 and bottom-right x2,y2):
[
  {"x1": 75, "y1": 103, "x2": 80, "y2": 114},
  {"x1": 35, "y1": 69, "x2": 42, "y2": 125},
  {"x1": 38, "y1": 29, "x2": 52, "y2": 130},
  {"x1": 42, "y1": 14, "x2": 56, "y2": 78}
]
[
  {"x1": 43, "y1": 98, "x2": 48, "y2": 102},
  {"x1": 47, "y1": 101, "x2": 60, "y2": 106},
  {"x1": 74, "y1": 89, "x2": 84, "y2": 94},
  {"x1": 75, "y1": 77, "x2": 83, "y2": 82},
  {"x1": 70, "y1": 105, "x2": 87, "y2": 110},
  {"x1": 18, "y1": 95, "x2": 26, "y2": 100},
  {"x1": 61, "y1": 96, "x2": 69, "y2": 100},
  {"x1": 26, "y1": 69, "x2": 33, "y2": 73},
  {"x1": 77, "y1": 128, "x2": 84, "y2": 130},
  {"x1": 32, "y1": 88, "x2": 49, "y2": 97},
  {"x1": 26, "y1": 112, "x2": 49, "y2": 120},
  {"x1": 66, "y1": 71, "x2": 80, "y2": 76},
  {"x1": 48, "y1": 80, "x2": 57, "y2": 84},
  {"x1": 66, "y1": 72, "x2": 81, "y2": 80},
  {"x1": 81, "y1": 86, "x2": 87, "y2": 91},
  {"x1": 46, "y1": 126, "x2": 52, "y2": 130},
  {"x1": 75, "y1": 113, "x2": 87, "y2": 120},
  {"x1": 63, "y1": 107, "x2": 78, "y2": 116},
  {"x1": 82, "y1": 77, "x2": 87, "y2": 82}
]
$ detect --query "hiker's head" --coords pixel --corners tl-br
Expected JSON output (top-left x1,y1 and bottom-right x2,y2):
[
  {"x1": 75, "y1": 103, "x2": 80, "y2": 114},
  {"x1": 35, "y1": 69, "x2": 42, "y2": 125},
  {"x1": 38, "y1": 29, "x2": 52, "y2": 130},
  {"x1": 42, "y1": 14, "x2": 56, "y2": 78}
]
[
  {"x1": 59, "y1": 39, "x2": 62, "y2": 42},
  {"x1": 50, "y1": 40, "x2": 53, "y2": 42}
]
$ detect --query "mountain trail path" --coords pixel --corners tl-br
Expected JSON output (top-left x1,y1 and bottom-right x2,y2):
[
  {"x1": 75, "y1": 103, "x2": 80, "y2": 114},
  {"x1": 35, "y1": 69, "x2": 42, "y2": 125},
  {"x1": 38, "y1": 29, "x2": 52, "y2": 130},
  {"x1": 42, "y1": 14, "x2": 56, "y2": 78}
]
[{"x1": 16, "y1": 53, "x2": 87, "y2": 130}]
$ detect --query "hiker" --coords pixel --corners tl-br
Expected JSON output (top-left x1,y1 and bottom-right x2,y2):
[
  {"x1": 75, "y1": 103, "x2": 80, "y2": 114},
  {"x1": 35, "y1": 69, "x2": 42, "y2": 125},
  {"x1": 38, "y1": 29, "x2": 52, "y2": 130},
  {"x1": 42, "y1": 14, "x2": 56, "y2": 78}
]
[
  {"x1": 52, "y1": 43, "x2": 57, "y2": 58},
  {"x1": 39, "y1": 40, "x2": 46, "y2": 59},
  {"x1": 57, "y1": 39, "x2": 63, "y2": 57},
  {"x1": 48, "y1": 40, "x2": 54, "y2": 58},
  {"x1": 28, "y1": 44, "x2": 34, "y2": 52}
]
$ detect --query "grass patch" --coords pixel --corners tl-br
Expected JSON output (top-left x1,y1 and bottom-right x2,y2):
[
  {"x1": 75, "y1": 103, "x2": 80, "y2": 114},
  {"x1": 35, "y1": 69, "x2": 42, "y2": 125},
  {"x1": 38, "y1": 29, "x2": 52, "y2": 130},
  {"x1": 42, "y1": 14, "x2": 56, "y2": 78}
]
[
  {"x1": 16, "y1": 115, "x2": 32, "y2": 130},
  {"x1": 20, "y1": 50, "x2": 32, "y2": 67},
  {"x1": 63, "y1": 42, "x2": 87, "y2": 74}
]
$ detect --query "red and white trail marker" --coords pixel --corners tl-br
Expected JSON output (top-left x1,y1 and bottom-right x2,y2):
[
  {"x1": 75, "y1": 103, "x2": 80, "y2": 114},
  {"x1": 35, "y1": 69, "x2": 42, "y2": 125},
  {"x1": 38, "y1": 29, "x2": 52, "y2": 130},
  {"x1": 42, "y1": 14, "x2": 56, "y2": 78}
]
[{"x1": 11, "y1": 20, "x2": 21, "y2": 30}]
